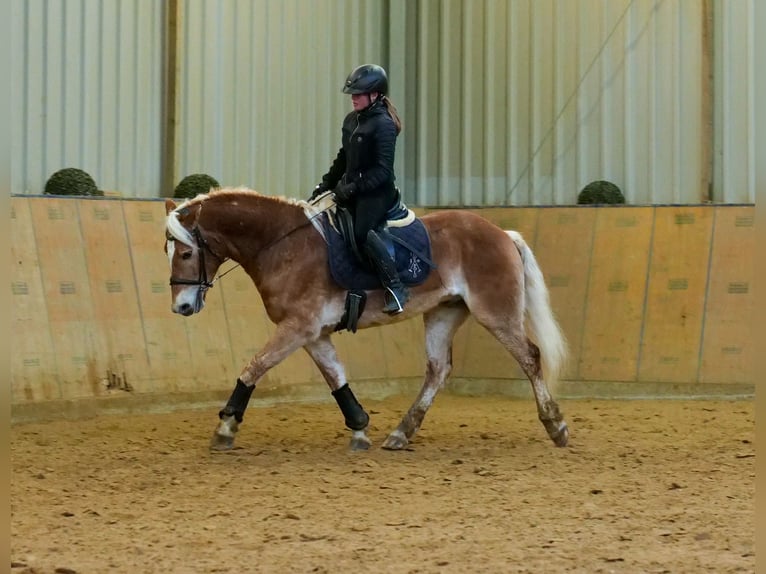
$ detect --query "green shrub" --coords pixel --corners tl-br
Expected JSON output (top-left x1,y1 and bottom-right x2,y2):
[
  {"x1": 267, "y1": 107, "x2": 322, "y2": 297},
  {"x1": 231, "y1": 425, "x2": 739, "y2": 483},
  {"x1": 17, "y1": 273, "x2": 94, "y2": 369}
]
[
  {"x1": 173, "y1": 174, "x2": 220, "y2": 199},
  {"x1": 577, "y1": 180, "x2": 625, "y2": 204},
  {"x1": 44, "y1": 168, "x2": 103, "y2": 196}
]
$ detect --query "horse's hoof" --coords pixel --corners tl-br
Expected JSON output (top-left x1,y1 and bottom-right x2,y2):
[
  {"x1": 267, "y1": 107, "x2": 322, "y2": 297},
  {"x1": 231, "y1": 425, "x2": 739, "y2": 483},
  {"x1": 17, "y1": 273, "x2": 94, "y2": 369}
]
[
  {"x1": 210, "y1": 431, "x2": 235, "y2": 452},
  {"x1": 210, "y1": 419, "x2": 238, "y2": 451},
  {"x1": 349, "y1": 430, "x2": 371, "y2": 451},
  {"x1": 381, "y1": 430, "x2": 408, "y2": 450},
  {"x1": 550, "y1": 423, "x2": 569, "y2": 447},
  {"x1": 349, "y1": 437, "x2": 371, "y2": 451}
]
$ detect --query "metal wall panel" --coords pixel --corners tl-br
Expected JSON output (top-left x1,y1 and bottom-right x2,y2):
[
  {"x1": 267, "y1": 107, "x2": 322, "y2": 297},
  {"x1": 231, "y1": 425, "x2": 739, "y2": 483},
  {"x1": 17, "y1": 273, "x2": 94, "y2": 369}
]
[
  {"x1": 175, "y1": 0, "x2": 387, "y2": 197},
  {"x1": 714, "y1": 0, "x2": 758, "y2": 203},
  {"x1": 408, "y1": 0, "x2": 716, "y2": 206},
  {"x1": 11, "y1": 0, "x2": 164, "y2": 198},
  {"x1": 11, "y1": 0, "x2": 759, "y2": 205}
]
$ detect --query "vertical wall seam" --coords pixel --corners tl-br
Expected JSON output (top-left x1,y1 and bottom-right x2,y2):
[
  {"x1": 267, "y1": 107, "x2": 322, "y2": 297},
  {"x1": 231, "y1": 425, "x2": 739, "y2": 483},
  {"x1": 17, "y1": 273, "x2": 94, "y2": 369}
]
[
  {"x1": 121, "y1": 203, "x2": 153, "y2": 384},
  {"x1": 696, "y1": 206, "x2": 717, "y2": 383},
  {"x1": 74, "y1": 199, "x2": 96, "y2": 398},
  {"x1": 635, "y1": 206, "x2": 657, "y2": 381}
]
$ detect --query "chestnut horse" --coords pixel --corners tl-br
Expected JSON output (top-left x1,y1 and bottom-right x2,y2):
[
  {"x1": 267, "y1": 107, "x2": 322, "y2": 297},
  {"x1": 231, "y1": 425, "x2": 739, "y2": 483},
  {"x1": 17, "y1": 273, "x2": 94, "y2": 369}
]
[{"x1": 164, "y1": 188, "x2": 569, "y2": 451}]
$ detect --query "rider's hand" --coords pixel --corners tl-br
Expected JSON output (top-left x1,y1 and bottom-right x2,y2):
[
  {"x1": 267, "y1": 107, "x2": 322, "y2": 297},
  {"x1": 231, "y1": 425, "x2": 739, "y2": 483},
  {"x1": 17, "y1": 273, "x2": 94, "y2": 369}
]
[
  {"x1": 310, "y1": 183, "x2": 329, "y2": 200},
  {"x1": 333, "y1": 182, "x2": 356, "y2": 205}
]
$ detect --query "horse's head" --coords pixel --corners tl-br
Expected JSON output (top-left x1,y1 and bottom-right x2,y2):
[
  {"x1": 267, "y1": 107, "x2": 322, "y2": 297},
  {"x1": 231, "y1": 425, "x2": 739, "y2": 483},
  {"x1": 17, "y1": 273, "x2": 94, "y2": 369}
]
[{"x1": 164, "y1": 198, "x2": 224, "y2": 316}]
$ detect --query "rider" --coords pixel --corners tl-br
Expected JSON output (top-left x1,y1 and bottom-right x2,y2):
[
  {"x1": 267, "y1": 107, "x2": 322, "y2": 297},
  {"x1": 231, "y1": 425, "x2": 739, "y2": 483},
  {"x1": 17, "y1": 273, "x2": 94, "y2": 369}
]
[{"x1": 310, "y1": 64, "x2": 409, "y2": 315}]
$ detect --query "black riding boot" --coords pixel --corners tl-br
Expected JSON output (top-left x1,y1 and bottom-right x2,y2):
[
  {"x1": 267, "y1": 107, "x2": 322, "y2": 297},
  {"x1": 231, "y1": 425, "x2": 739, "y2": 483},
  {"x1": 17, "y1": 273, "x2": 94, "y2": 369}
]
[{"x1": 363, "y1": 229, "x2": 410, "y2": 315}]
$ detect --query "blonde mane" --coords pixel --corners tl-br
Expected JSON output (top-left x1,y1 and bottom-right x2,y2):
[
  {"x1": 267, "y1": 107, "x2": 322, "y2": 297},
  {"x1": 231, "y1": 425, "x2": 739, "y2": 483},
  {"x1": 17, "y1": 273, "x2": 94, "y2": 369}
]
[{"x1": 166, "y1": 186, "x2": 310, "y2": 245}]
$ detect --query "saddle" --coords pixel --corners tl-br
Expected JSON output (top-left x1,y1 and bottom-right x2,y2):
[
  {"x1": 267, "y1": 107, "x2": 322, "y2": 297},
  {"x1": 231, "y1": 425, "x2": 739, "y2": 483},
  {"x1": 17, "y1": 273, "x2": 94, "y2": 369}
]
[{"x1": 305, "y1": 191, "x2": 436, "y2": 332}]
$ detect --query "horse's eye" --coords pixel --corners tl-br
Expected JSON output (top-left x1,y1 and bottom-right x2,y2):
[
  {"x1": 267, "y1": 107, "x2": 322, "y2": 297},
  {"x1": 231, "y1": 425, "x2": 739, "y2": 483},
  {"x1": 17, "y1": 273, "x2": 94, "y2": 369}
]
[{"x1": 182, "y1": 252, "x2": 193, "y2": 260}]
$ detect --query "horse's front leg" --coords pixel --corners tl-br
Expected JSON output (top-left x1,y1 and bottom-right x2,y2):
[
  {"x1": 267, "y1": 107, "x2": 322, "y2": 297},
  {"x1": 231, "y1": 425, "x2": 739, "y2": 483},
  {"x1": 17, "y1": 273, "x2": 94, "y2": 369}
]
[
  {"x1": 304, "y1": 335, "x2": 371, "y2": 451},
  {"x1": 211, "y1": 323, "x2": 311, "y2": 451}
]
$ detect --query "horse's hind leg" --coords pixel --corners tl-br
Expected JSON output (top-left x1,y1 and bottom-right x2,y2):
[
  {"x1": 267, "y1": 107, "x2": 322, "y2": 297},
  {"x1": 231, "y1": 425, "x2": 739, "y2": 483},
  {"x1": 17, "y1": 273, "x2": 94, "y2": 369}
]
[
  {"x1": 517, "y1": 338, "x2": 568, "y2": 446},
  {"x1": 489, "y1": 327, "x2": 568, "y2": 447},
  {"x1": 304, "y1": 335, "x2": 372, "y2": 451},
  {"x1": 382, "y1": 303, "x2": 469, "y2": 450}
]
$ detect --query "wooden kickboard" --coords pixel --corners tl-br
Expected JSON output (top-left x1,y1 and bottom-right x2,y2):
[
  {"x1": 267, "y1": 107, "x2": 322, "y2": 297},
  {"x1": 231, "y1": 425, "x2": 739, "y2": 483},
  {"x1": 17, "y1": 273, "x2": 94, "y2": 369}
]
[
  {"x1": 11, "y1": 200, "x2": 755, "y2": 405},
  {"x1": 533, "y1": 207, "x2": 597, "y2": 380},
  {"x1": 455, "y1": 319, "x2": 525, "y2": 380},
  {"x1": 11, "y1": 198, "x2": 60, "y2": 402},
  {"x1": 218, "y1": 267, "x2": 272, "y2": 368},
  {"x1": 471, "y1": 206, "x2": 540, "y2": 247},
  {"x1": 337, "y1": 324, "x2": 390, "y2": 383},
  {"x1": 122, "y1": 200, "x2": 197, "y2": 388},
  {"x1": 699, "y1": 206, "x2": 754, "y2": 383},
  {"x1": 379, "y1": 316, "x2": 427, "y2": 380},
  {"x1": 638, "y1": 207, "x2": 713, "y2": 382},
  {"x1": 28, "y1": 198, "x2": 105, "y2": 399},
  {"x1": 579, "y1": 207, "x2": 654, "y2": 381},
  {"x1": 78, "y1": 199, "x2": 151, "y2": 392}
]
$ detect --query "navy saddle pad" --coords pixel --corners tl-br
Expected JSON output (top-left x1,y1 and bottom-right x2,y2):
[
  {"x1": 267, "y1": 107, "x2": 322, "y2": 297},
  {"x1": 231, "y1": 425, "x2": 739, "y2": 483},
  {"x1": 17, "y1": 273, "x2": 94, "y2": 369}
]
[{"x1": 321, "y1": 214, "x2": 433, "y2": 291}]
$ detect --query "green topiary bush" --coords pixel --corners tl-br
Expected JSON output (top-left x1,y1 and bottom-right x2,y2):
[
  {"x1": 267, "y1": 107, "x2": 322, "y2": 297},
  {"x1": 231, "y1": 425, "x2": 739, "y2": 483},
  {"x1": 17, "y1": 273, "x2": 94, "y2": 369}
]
[
  {"x1": 44, "y1": 168, "x2": 103, "y2": 196},
  {"x1": 173, "y1": 174, "x2": 220, "y2": 199},
  {"x1": 577, "y1": 180, "x2": 625, "y2": 205}
]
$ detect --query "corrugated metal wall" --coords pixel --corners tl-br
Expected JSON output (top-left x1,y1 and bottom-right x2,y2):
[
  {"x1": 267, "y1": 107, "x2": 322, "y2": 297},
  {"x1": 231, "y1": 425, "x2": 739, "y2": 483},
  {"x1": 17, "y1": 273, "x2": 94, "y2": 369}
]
[
  {"x1": 174, "y1": 0, "x2": 388, "y2": 197},
  {"x1": 714, "y1": 0, "x2": 758, "y2": 203},
  {"x1": 407, "y1": 0, "x2": 711, "y2": 205},
  {"x1": 11, "y1": 0, "x2": 164, "y2": 196},
  {"x1": 10, "y1": 0, "x2": 760, "y2": 204}
]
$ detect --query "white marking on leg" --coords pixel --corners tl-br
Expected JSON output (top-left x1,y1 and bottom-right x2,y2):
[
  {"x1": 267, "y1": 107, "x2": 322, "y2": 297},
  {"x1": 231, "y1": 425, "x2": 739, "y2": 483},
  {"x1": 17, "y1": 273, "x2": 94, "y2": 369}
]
[
  {"x1": 304, "y1": 336, "x2": 347, "y2": 391},
  {"x1": 351, "y1": 429, "x2": 369, "y2": 442},
  {"x1": 389, "y1": 429, "x2": 406, "y2": 440},
  {"x1": 216, "y1": 415, "x2": 238, "y2": 438},
  {"x1": 417, "y1": 384, "x2": 438, "y2": 410},
  {"x1": 531, "y1": 377, "x2": 554, "y2": 415}
]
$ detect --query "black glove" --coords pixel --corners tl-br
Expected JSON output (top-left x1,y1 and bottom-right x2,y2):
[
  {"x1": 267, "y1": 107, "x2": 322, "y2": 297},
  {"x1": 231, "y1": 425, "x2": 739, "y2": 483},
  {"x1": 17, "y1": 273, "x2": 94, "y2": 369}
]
[
  {"x1": 310, "y1": 183, "x2": 329, "y2": 200},
  {"x1": 333, "y1": 182, "x2": 356, "y2": 205}
]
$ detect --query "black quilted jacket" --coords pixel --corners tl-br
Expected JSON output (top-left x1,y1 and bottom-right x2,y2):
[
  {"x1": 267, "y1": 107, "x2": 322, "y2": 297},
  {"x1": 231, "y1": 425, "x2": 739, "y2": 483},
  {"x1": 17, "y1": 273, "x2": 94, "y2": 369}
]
[{"x1": 321, "y1": 100, "x2": 398, "y2": 196}]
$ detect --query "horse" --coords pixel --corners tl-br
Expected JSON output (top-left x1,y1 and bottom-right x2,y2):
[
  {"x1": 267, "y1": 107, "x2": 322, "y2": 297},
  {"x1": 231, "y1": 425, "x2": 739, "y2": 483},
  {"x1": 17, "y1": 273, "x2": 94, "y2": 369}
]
[{"x1": 163, "y1": 187, "x2": 569, "y2": 452}]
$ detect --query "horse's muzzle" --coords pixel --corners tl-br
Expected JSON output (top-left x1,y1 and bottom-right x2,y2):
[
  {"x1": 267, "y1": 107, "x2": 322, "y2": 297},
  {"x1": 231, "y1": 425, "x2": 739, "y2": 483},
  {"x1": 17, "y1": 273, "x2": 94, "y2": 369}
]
[{"x1": 174, "y1": 302, "x2": 196, "y2": 316}]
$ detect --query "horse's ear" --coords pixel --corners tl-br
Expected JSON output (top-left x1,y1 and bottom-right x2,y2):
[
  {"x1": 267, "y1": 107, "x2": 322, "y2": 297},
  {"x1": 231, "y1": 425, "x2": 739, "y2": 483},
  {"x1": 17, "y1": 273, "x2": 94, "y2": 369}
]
[
  {"x1": 165, "y1": 198, "x2": 177, "y2": 215},
  {"x1": 174, "y1": 202, "x2": 202, "y2": 227}
]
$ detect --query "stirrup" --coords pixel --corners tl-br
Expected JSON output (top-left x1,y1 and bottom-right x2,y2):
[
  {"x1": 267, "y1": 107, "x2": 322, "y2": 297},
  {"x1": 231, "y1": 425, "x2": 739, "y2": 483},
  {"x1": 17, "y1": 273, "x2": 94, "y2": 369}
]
[{"x1": 382, "y1": 286, "x2": 409, "y2": 315}]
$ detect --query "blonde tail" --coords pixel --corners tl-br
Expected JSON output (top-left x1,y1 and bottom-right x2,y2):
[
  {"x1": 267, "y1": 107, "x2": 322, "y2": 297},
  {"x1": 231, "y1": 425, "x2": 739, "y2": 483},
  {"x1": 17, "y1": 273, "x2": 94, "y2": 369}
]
[{"x1": 506, "y1": 231, "x2": 568, "y2": 384}]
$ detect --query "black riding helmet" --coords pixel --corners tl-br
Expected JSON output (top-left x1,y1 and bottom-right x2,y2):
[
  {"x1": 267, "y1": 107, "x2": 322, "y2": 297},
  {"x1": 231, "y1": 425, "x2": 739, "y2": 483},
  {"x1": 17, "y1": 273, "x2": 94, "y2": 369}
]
[{"x1": 342, "y1": 64, "x2": 388, "y2": 95}]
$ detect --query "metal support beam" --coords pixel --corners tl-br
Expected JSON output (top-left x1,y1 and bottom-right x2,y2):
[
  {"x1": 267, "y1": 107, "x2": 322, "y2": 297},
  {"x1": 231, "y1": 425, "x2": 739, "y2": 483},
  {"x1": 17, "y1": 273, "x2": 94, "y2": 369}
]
[{"x1": 161, "y1": 0, "x2": 181, "y2": 197}]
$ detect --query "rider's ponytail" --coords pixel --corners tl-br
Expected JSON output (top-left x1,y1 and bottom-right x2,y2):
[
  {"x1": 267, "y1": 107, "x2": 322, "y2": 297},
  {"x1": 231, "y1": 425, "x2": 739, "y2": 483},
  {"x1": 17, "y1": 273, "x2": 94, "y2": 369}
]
[{"x1": 382, "y1": 96, "x2": 402, "y2": 134}]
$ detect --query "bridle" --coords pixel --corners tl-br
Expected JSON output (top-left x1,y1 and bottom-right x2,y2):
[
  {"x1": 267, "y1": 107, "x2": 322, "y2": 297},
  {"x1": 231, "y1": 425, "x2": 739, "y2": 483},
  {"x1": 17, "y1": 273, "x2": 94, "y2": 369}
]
[{"x1": 167, "y1": 226, "x2": 226, "y2": 310}]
